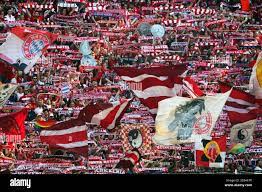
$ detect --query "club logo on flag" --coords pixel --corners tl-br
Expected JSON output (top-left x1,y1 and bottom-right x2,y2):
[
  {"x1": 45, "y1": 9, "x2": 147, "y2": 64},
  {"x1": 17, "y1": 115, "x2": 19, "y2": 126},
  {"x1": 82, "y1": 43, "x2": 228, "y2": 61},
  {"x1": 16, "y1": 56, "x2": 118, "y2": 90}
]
[
  {"x1": 230, "y1": 120, "x2": 256, "y2": 147},
  {"x1": 193, "y1": 112, "x2": 212, "y2": 134},
  {"x1": 0, "y1": 27, "x2": 57, "y2": 74},
  {"x1": 195, "y1": 136, "x2": 226, "y2": 168},
  {"x1": 23, "y1": 34, "x2": 50, "y2": 60},
  {"x1": 202, "y1": 140, "x2": 221, "y2": 163},
  {"x1": 120, "y1": 124, "x2": 152, "y2": 155}
]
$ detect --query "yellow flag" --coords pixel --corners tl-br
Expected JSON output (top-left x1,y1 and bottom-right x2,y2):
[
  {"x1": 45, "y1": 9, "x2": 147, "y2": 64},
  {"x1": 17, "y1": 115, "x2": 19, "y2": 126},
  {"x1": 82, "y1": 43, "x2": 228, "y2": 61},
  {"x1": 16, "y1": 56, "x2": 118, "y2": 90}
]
[{"x1": 249, "y1": 52, "x2": 262, "y2": 101}]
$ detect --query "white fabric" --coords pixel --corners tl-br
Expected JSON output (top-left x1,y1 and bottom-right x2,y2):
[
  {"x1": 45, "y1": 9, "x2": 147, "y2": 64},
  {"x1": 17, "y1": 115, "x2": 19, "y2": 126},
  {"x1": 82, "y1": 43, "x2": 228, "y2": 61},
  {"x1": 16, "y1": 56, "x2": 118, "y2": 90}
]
[{"x1": 153, "y1": 91, "x2": 231, "y2": 145}]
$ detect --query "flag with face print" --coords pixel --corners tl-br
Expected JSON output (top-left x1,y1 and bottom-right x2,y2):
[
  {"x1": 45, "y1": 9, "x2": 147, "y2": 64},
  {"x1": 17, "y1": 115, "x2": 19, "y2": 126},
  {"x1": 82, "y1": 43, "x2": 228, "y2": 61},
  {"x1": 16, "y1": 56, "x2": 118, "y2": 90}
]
[{"x1": 153, "y1": 91, "x2": 231, "y2": 145}]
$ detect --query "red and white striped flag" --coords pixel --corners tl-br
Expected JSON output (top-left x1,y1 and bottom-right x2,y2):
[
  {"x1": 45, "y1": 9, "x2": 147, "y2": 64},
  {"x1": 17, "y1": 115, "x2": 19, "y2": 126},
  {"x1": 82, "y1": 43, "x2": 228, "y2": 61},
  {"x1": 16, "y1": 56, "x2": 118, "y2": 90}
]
[
  {"x1": 78, "y1": 99, "x2": 132, "y2": 130},
  {"x1": 114, "y1": 66, "x2": 187, "y2": 114},
  {"x1": 220, "y1": 82, "x2": 258, "y2": 125},
  {"x1": 114, "y1": 65, "x2": 186, "y2": 82},
  {"x1": 40, "y1": 119, "x2": 88, "y2": 156},
  {"x1": 182, "y1": 76, "x2": 204, "y2": 98}
]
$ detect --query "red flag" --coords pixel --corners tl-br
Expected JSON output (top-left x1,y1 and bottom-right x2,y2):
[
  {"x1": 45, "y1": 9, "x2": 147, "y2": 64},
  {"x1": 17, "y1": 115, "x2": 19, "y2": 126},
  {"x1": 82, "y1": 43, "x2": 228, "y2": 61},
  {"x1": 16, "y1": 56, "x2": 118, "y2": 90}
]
[
  {"x1": 240, "y1": 0, "x2": 250, "y2": 12},
  {"x1": 78, "y1": 99, "x2": 132, "y2": 130},
  {"x1": 40, "y1": 119, "x2": 88, "y2": 156},
  {"x1": 183, "y1": 76, "x2": 204, "y2": 98},
  {"x1": 195, "y1": 136, "x2": 226, "y2": 168},
  {"x1": 0, "y1": 108, "x2": 28, "y2": 140}
]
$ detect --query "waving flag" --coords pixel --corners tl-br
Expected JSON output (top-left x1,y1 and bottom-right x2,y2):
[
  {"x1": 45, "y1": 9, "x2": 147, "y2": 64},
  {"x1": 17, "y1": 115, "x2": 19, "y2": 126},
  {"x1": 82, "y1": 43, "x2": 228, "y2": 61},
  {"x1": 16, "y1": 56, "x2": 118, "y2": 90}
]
[
  {"x1": 230, "y1": 120, "x2": 256, "y2": 147},
  {"x1": 195, "y1": 136, "x2": 226, "y2": 168},
  {"x1": 0, "y1": 27, "x2": 57, "y2": 74},
  {"x1": 220, "y1": 82, "x2": 258, "y2": 124},
  {"x1": 78, "y1": 99, "x2": 132, "y2": 130},
  {"x1": 0, "y1": 84, "x2": 18, "y2": 107},
  {"x1": 0, "y1": 108, "x2": 28, "y2": 140},
  {"x1": 182, "y1": 76, "x2": 204, "y2": 98},
  {"x1": 114, "y1": 65, "x2": 187, "y2": 82},
  {"x1": 249, "y1": 52, "x2": 262, "y2": 105},
  {"x1": 40, "y1": 119, "x2": 88, "y2": 156},
  {"x1": 114, "y1": 66, "x2": 186, "y2": 114},
  {"x1": 153, "y1": 91, "x2": 231, "y2": 145},
  {"x1": 220, "y1": 83, "x2": 258, "y2": 147},
  {"x1": 128, "y1": 76, "x2": 183, "y2": 114}
]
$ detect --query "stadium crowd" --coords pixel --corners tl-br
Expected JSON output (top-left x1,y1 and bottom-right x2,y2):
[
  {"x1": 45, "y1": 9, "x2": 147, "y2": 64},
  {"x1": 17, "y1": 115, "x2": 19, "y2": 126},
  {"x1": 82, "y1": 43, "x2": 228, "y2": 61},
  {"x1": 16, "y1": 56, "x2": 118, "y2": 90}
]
[{"x1": 0, "y1": 0, "x2": 261, "y2": 174}]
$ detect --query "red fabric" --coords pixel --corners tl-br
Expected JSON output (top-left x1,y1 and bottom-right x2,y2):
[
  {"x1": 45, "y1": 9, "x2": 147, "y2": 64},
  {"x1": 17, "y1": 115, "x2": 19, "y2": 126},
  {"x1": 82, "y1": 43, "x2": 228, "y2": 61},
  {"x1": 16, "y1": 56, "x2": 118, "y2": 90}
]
[
  {"x1": 114, "y1": 65, "x2": 187, "y2": 78},
  {"x1": 249, "y1": 60, "x2": 257, "y2": 68},
  {"x1": 257, "y1": 35, "x2": 262, "y2": 45},
  {"x1": 40, "y1": 119, "x2": 88, "y2": 157},
  {"x1": 196, "y1": 136, "x2": 226, "y2": 167},
  {"x1": 114, "y1": 66, "x2": 185, "y2": 114},
  {"x1": 0, "y1": 108, "x2": 28, "y2": 139},
  {"x1": 195, "y1": 150, "x2": 209, "y2": 167},
  {"x1": 219, "y1": 82, "x2": 258, "y2": 125},
  {"x1": 125, "y1": 151, "x2": 139, "y2": 164},
  {"x1": 0, "y1": 62, "x2": 15, "y2": 80},
  {"x1": 78, "y1": 99, "x2": 131, "y2": 129},
  {"x1": 92, "y1": 70, "x2": 104, "y2": 81},
  {"x1": 184, "y1": 76, "x2": 204, "y2": 97},
  {"x1": 207, "y1": 146, "x2": 218, "y2": 162},
  {"x1": 241, "y1": 0, "x2": 250, "y2": 12},
  {"x1": 220, "y1": 82, "x2": 256, "y2": 103},
  {"x1": 11, "y1": 26, "x2": 58, "y2": 43}
]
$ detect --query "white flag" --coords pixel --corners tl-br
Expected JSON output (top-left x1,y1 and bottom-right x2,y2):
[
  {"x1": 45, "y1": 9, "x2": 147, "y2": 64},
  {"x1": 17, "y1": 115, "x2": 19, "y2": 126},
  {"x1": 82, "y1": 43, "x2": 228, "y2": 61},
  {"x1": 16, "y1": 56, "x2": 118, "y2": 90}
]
[
  {"x1": 153, "y1": 91, "x2": 231, "y2": 145},
  {"x1": 230, "y1": 119, "x2": 256, "y2": 147},
  {"x1": 0, "y1": 84, "x2": 18, "y2": 107},
  {"x1": 0, "y1": 27, "x2": 57, "y2": 74}
]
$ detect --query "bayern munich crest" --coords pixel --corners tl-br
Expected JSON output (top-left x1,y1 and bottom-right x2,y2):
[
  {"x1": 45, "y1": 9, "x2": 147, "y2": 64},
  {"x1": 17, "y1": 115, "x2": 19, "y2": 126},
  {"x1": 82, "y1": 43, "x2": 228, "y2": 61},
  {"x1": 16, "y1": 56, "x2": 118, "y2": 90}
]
[
  {"x1": 193, "y1": 112, "x2": 212, "y2": 134},
  {"x1": 22, "y1": 34, "x2": 50, "y2": 60}
]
